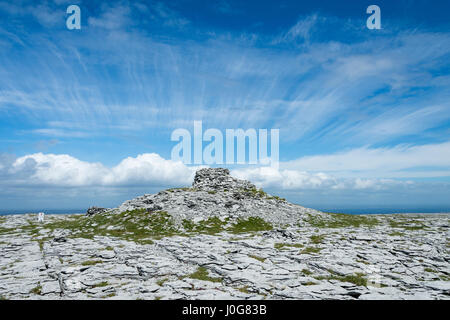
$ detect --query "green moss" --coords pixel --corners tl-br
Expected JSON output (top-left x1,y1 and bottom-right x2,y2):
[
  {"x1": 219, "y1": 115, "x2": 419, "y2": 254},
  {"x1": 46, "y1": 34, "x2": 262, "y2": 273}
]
[
  {"x1": 207, "y1": 190, "x2": 217, "y2": 194},
  {"x1": 183, "y1": 216, "x2": 272, "y2": 235},
  {"x1": 274, "y1": 243, "x2": 304, "y2": 250},
  {"x1": 314, "y1": 273, "x2": 367, "y2": 287},
  {"x1": 229, "y1": 217, "x2": 272, "y2": 234},
  {"x1": 29, "y1": 210, "x2": 273, "y2": 244},
  {"x1": 237, "y1": 286, "x2": 250, "y2": 294},
  {"x1": 30, "y1": 284, "x2": 42, "y2": 295},
  {"x1": 310, "y1": 235, "x2": 325, "y2": 244},
  {"x1": 266, "y1": 195, "x2": 286, "y2": 201},
  {"x1": 182, "y1": 217, "x2": 227, "y2": 235},
  {"x1": 341, "y1": 274, "x2": 368, "y2": 286},
  {"x1": 135, "y1": 239, "x2": 154, "y2": 245},
  {"x1": 301, "y1": 269, "x2": 313, "y2": 276},
  {"x1": 248, "y1": 254, "x2": 266, "y2": 262},
  {"x1": 167, "y1": 187, "x2": 196, "y2": 192},
  {"x1": 156, "y1": 278, "x2": 169, "y2": 286},
  {"x1": 20, "y1": 221, "x2": 41, "y2": 236},
  {"x1": 440, "y1": 274, "x2": 450, "y2": 281},
  {"x1": 188, "y1": 267, "x2": 222, "y2": 283},
  {"x1": 389, "y1": 219, "x2": 427, "y2": 231},
  {"x1": 38, "y1": 239, "x2": 45, "y2": 251},
  {"x1": 424, "y1": 267, "x2": 437, "y2": 273},
  {"x1": 306, "y1": 213, "x2": 379, "y2": 229},
  {"x1": 81, "y1": 260, "x2": 103, "y2": 266},
  {"x1": 103, "y1": 292, "x2": 116, "y2": 298},
  {"x1": 0, "y1": 227, "x2": 15, "y2": 235},
  {"x1": 388, "y1": 231, "x2": 404, "y2": 236},
  {"x1": 239, "y1": 187, "x2": 268, "y2": 198},
  {"x1": 300, "y1": 247, "x2": 322, "y2": 254},
  {"x1": 44, "y1": 210, "x2": 175, "y2": 243},
  {"x1": 92, "y1": 281, "x2": 109, "y2": 288}
]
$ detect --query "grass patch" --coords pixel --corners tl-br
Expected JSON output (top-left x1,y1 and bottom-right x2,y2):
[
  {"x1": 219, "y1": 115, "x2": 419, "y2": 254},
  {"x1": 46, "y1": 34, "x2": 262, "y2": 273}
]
[
  {"x1": 19, "y1": 221, "x2": 41, "y2": 236},
  {"x1": 266, "y1": 195, "x2": 286, "y2": 201},
  {"x1": 0, "y1": 227, "x2": 15, "y2": 235},
  {"x1": 301, "y1": 269, "x2": 313, "y2": 276},
  {"x1": 156, "y1": 278, "x2": 169, "y2": 286},
  {"x1": 237, "y1": 286, "x2": 250, "y2": 294},
  {"x1": 389, "y1": 219, "x2": 427, "y2": 231},
  {"x1": 29, "y1": 284, "x2": 42, "y2": 295},
  {"x1": 274, "y1": 243, "x2": 304, "y2": 250},
  {"x1": 300, "y1": 247, "x2": 322, "y2": 254},
  {"x1": 81, "y1": 260, "x2": 103, "y2": 266},
  {"x1": 43, "y1": 210, "x2": 175, "y2": 243},
  {"x1": 92, "y1": 281, "x2": 109, "y2": 288},
  {"x1": 32, "y1": 210, "x2": 274, "y2": 244},
  {"x1": 310, "y1": 235, "x2": 325, "y2": 244},
  {"x1": 306, "y1": 213, "x2": 379, "y2": 229},
  {"x1": 389, "y1": 231, "x2": 404, "y2": 236},
  {"x1": 314, "y1": 273, "x2": 367, "y2": 287},
  {"x1": 38, "y1": 239, "x2": 45, "y2": 251},
  {"x1": 182, "y1": 217, "x2": 228, "y2": 235},
  {"x1": 248, "y1": 254, "x2": 266, "y2": 262},
  {"x1": 440, "y1": 274, "x2": 450, "y2": 281},
  {"x1": 167, "y1": 187, "x2": 197, "y2": 192},
  {"x1": 229, "y1": 217, "x2": 272, "y2": 234},
  {"x1": 188, "y1": 267, "x2": 222, "y2": 283},
  {"x1": 241, "y1": 187, "x2": 267, "y2": 198}
]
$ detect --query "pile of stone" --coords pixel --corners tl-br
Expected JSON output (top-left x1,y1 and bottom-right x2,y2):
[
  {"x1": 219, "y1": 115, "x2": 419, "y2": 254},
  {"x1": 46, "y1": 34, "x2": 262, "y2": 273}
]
[
  {"x1": 86, "y1": 207, "x2": 109, "y2": 216},
  {"x1": 111, "y1": 168, "x2": 322, "y2": 226},
  {"x1": 192, "y1": 168, "x2": 256, "y2": 192}
]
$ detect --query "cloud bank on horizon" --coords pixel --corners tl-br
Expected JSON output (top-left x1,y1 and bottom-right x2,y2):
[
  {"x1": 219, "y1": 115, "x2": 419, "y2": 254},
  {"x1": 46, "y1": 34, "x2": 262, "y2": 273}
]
[{"x1": 0, "y1": 0, "x2": 449, "y2": 211}]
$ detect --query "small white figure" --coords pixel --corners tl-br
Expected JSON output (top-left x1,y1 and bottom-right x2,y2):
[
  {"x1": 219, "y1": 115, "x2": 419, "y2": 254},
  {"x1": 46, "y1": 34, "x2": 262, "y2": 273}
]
[{"x1": 38, "y1": 212, "x2": 45, "y2": 223}]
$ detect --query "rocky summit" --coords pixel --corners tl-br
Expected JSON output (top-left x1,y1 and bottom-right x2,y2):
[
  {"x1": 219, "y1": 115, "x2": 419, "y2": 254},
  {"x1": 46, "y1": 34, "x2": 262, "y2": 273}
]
[
  {"x1": 113, "y1": 167, "x2": 322, "y2": 227},
  {"x1": 0, "y1": 168, "x2": 449, "y2": 300}
]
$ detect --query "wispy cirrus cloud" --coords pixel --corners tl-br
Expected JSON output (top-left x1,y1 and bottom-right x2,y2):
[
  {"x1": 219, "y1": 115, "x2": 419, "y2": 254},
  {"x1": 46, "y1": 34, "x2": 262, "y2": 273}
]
[
  {"x1": 0, "y1": 1, "x2": 449, "y2": 210},
  {"x1": 1, "y1": 8, "x2": 448, "y2": 148},
  {"x1": 283, "y1": 141, "x2": 450, "y2": 179}
]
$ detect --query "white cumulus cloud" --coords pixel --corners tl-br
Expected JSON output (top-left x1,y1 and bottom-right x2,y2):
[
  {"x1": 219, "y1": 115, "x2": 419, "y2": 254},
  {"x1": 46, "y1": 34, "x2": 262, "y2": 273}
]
[{"x1": 9, "y1": 153, "x2": 195, "y2": 187}]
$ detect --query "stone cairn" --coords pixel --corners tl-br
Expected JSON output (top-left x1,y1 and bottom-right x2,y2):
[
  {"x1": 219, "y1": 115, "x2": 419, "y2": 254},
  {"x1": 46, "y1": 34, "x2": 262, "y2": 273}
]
[{"x1": 192, "y1": 168, "x2": 256, "y2": 192}]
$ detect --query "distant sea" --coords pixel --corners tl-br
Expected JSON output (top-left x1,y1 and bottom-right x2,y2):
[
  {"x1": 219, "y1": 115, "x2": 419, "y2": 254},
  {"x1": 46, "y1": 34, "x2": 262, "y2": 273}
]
[
  {"x1": 317, "y1": 208, "x2": 450, "y2": 215},
  {"x1": 0, "y1": 208, "x2": 449, "y2": 216}
]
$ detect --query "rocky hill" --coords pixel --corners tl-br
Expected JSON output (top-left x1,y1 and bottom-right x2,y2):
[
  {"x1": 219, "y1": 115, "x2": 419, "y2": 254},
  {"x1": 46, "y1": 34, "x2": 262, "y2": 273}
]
[
  {"x1": 0, "y1": 168, "x2": 449, "y2": 300},
  {"x1": 111, "y1": 168, "x2": 323, "y2": 227}
]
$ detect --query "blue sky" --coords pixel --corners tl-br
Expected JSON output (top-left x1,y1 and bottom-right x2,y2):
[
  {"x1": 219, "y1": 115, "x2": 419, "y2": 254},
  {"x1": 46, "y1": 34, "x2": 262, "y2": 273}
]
[{"x1": 0, "y1": 0, "x2": 450, "y2": 212}]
